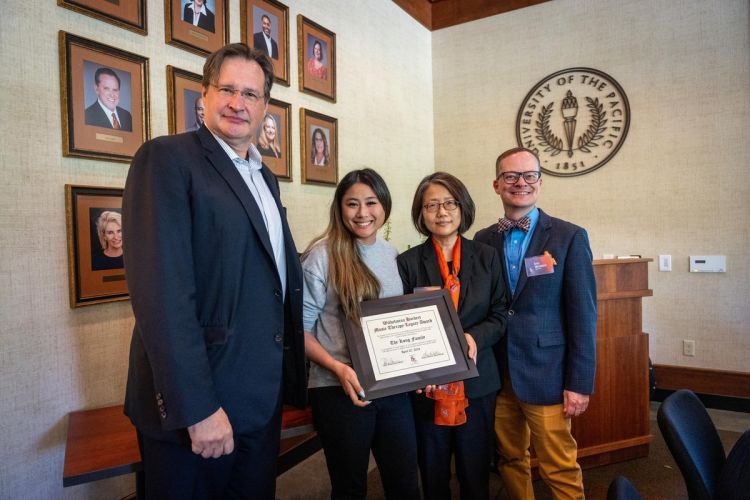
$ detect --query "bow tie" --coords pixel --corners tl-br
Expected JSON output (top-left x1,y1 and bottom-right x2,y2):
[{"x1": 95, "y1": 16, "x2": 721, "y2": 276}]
[{"x1": 497, "y1": 216, "x2": 531, "y2": 233}]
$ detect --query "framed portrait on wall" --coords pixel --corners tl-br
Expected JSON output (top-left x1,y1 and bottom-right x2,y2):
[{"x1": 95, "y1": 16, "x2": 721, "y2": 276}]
[
  {"x1": 241, "y1": 0, "x2": 289, "y2": 86},
  {"x1": 58, "y1": 0, "x2": 147, "y2": 35},
  {"x1": 166, "y1": 0, "x2": 228, "y2": 56},
  {"x1": 167, "y1": 66, "x2": 204, "y2": 134},
  {"x1": 59, "y1": 31, "x2": 150, "y2": 163},
  {"x1": 297, "y1": 15, "x2": 336, "y2": 102},
  {"x1": 254, "y1": 98, "x2": 291, "y2": 181},
  {"x1": 300, "y1": 108, "x2": 337, "y2": 186},
  {"x1": 65, "y1": 185, "x2": 129, "y2": 308}
]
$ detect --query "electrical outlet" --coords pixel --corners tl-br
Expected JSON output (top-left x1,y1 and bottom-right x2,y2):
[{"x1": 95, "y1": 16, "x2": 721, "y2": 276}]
[
  {"x1": 683, "y1": 339, "x2": 696, "y2": 357},
  {"x1": 659, "y1": 255, "x2": 672, "y2": 272}
]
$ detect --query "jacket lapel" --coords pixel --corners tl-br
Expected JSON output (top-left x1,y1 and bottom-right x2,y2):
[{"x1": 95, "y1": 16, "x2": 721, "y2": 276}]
[
  {"x1": 419, "y1": 239, "x2": 444, "y2": 288},
  {"x1": 513, "y1": 209, "x2": 551, "y2": 299},
  {"x1": 199, "y1": 128, "x2": 276, "y2": 262},
  {"x1": 457, "y1": 236, "x2": 473, "y2": 311}
]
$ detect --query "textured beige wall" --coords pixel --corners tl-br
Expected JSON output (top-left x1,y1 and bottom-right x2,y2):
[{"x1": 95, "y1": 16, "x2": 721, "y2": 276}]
[
  {"x1": 0, "y1": 1, "x2": 432, "y2": 497},
  {"x1": 432, "y1": 0, "x2": 750, "y2": 371}
]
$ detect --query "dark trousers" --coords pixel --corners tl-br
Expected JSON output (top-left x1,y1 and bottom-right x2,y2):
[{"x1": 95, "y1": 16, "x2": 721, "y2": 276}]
[
  {"x1": 412, "y1": 391, "x2": 496, "y2": 500},
  {"x1": 136, "y1": 407, "x2": 282, "y2": 500},
  {"x1": 310, "y1": 387, "x2": 420, "y2": 500}
]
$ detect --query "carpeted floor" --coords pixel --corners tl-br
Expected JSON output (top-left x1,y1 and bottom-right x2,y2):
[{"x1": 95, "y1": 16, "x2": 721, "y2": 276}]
[{"x1": 276, "y1": 404, "x2": 748, "y2": 499}]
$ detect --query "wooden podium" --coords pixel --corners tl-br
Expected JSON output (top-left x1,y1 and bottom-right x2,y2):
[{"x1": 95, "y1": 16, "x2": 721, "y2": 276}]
[{"x1": 571, "y1": 258, "x2": 653, "y2": 468}]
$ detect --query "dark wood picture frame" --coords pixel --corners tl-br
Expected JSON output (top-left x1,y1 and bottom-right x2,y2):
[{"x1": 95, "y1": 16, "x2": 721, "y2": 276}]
[
  {"x1": 300, "y1": 108, "x2": 337, "y2": 186},
  {"x1": 59, "y1": 32, "x2": 150, "y2": 163},
  {"x1": 58, "y1": 0, "x2": 147, "y2": 35},
  {"x1": 342, "y1": 290, "x2": 479, "y2": 400},
  {"x1": 165, "y1": 0, "x2": 229, "y2": 57},
  {"x1": 255, "y1": 98, "x2": 292, "y2": 181},
  {"x1": 167, "y1": 66, "x2": 204, "y2": 135},
  {"x1": 297, "y1": 15, "x2": 336, "y2": 102},
  {"x1": 241, "y1": 0, "x2": 290, "y2": 86},
  {"x1": 65, "y1": 185, "x2": 129, "y2": 308}
]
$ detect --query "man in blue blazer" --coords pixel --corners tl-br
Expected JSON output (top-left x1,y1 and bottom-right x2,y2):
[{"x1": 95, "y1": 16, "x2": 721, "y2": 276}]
[
  {"x1": 123, "y1": 44, "x2": 306, "y2": 499},
  {"x1": 475, "y1": 147, "x2": 597, "y2": 499}
]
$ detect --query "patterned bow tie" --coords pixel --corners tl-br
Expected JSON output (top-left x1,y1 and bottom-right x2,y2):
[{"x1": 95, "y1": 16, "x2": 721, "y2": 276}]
[{"x1": 497, "y1": 216, "x2": 531, "y2": 233}]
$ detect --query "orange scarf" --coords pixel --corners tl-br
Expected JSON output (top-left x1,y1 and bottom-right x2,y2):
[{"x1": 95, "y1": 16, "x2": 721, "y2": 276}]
[{"x1": 429, "y1": 236, "x2": 468, "y2": 426}]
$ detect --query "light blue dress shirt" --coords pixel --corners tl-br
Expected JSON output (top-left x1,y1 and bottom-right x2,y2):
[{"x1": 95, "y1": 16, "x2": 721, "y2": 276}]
[{"x1": 503, "y1": 207, "x2": 539, "y2": 295}]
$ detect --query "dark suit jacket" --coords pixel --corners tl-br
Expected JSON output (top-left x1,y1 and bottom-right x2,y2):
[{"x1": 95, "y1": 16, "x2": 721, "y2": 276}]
[
  {"x1": 253, "y1": 32, "x2": 279, "y2": 59},
  {"x1": 475, "y1": 209, "x2": 597, "y2": 406},
  {"x1": 183, "y1": 3, "x2": 215, "y2": 32},
  {"x1": 397, "y1": 237, "x2": 508, "y2": 399},
  {"x1": 122, "y1": 126, "x2": 306, "y2": 442},
  {"x1": 84, "y1": 102, "x2": 132, "y2": 131}
]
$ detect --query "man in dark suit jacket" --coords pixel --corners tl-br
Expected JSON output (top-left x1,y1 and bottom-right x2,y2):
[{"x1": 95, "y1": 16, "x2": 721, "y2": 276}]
[
  {"x1": 183, "y1": 0, "x2": 215, "y2": 32},
  {"x1": 253, "y1": 14, "x2": 279, "y2": 60},
  {"x1": 475, "y1": 147, "x2": 597, "y2": 499},
  {"x1": 84, "y1": 67, "x2": 132, "y2": 131},
  {"x1": 123, "y1": 44, "x2": 305, "y2": 499}
]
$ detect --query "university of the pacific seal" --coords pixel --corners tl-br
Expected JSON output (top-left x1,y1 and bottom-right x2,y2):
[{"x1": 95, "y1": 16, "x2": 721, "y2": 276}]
[{"x1": 515, "y1": 67, "x2": 630, "y2": 177}]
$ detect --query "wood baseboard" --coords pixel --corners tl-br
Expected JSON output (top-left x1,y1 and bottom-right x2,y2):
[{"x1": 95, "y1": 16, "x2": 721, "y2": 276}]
[{"x1": 653, "y1": 364, "x2": 750, "y2": 399}]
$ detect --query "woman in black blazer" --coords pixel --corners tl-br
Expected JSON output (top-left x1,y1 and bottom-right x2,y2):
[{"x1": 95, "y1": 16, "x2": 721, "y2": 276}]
[{"x1": 397, "y1": 172, "x2": 508, "y2": 500}]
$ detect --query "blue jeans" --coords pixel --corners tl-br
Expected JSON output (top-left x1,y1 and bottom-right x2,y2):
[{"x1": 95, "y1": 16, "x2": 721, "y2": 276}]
[
  {"x1": 310, "y1": 387, "x2": 420, "y2": 500},
  {"x1": 412, "y1": 391, "x2": 496, "y2": 500}
]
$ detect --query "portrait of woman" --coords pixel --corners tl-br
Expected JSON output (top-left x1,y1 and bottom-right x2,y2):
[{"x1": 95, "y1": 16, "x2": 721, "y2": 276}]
[
  {"x1": 310, "y1": 127, "x2": 329, "y2": 166},
  {"x1": 256, "y1": 113, "x2": 281, "y2": 159},
  {"x1": 301, "y1": 168, "x2": 420, "y2": 500},
  {"x1": 397, "y1": 172, "x2": 508, "y2": 500},
  {"x1": 306, "y1": 39, "x2": 327, "y2": 80},
  {"x1": 91, "y1": 210, "x2": 124, "y2": 271}
]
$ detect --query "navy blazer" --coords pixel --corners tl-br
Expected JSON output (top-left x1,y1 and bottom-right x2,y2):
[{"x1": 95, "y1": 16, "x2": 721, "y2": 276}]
[
  {"x1": 397, "y1": 237, "x2": 508, "y2": 399},
  {"x1": 253, "y1": 32, "x2": 279, "y2": 59},
  {"x1": 84, "y1": 102, "x2": 132, "y2": 131},
  {"x1": 474, "y1": 209, "x2": 597, "y2": 406},
  {"x1": 183, "y1": 4, "x2": 215, "y2": 32},
  {"x1": 122, "y1": 126, "x2": 306, "y2": 442}
]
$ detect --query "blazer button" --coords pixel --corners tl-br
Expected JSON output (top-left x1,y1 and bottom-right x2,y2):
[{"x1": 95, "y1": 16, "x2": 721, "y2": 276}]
[
  {"x1": 508, "y1": 309, "x2": 515, "y2": 316},
  {"x1": 274, "y1": 333, "x2": 283, "y2": 342},
  {"x1": 160, "y1": 412, "x2": 167, "y2": 419},
  {"x1": 274, "y1": 289, "x2": 282, "y2": 298},
  {"x1": 157, "y1": 398, "x2": 164, "y2": 406},
  {"x1": 155, "y1": 392, "x2": 162, "y2": 400}
]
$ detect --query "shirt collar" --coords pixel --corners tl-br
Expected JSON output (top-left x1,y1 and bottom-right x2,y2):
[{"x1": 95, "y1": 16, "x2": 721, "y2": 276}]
[
  {"x1": 189, "y1": 2, "x2": 207, "y2": 15},
  {"x1": 207, "y1": 128, "x2": 262, "y2": 171},
  {"x1": 97, "y1": 99, "x2": 118, "y2": 118}
]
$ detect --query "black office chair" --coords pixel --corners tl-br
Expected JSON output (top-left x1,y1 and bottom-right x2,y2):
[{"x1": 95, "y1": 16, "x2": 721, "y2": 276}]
[
  {"x1": 716, "y1": 428, "x2": 750, "y2": 499},
  {"x1": 607, "y1": 475, "x2": 642, "y2": 500},
  {"x1": 657, "y1": 389, "x2": 726, "y2": 499}
]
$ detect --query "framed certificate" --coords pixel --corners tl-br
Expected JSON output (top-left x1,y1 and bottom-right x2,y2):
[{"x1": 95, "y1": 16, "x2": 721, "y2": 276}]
[{"x1": 343, "y1": 289, "x2": 478, "y2": 400}]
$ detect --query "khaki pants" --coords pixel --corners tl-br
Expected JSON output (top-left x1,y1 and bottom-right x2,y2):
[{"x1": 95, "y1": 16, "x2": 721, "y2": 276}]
[{"x1": 494, "y1": 377, "x2": 584, "y2": 500}]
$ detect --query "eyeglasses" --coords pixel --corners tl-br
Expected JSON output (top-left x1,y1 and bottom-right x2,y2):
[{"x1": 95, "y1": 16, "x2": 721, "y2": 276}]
[
  {"x1": 423, "y1": 200, "x2": 460, "y2": 213},
  {"x1": 497, "y1": 171, "x2": 541, "y2": 184},
  {"x1": 211, "y1": 84, "x2": 265, "y2": 104}
]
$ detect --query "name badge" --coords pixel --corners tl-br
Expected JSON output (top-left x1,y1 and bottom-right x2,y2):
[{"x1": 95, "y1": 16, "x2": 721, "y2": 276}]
[{"x1": 524, "y1": 251, "x2": 557, "y2": 277}]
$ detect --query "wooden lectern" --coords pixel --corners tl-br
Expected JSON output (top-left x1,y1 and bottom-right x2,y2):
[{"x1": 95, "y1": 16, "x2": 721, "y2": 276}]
[{"x1": 572, "y1": 257, "x2": 653, "y2": 467}]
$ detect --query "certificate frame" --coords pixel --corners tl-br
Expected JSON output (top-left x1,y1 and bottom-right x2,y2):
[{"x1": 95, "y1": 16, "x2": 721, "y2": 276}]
[{"x1": 343, "y1": 290, "x2": 478, "y2": 400}]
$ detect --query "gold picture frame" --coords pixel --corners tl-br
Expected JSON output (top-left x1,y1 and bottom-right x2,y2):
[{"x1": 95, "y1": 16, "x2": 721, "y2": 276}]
[
  {"x1": 167, "y1": 66, "x2": 204, "y2": 135},
  {"x1": 241, "y1": 0, "x2": 290, "y2": 86},
  {"x1": 166, "y1": 0, "x2": 229, "y2": 57},
  {"x1": 300, "y1": 108, "x2": 338, "y2": 186},
  {"x1": 59, "y1": 31, "x2": 150, "y2": 163},
  {"x1": 65, "y1": 185, "x2": 129, "y2": 308},
  {"x1": 297, "y1": 15, "x2": 336, "y2": 102},
  {"x1": 255, "y1": 99, "x2": 292, "y2": 181},
  {"x1": 58, "y1": 0, "x2": 147, "y2": 35}
]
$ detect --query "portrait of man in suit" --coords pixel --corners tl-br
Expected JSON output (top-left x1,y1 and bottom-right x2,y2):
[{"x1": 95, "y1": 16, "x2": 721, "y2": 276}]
[
  {"x1": 253, "y1": 13, "x2": 279, "y2": 60},
  {"x1": 188, "y1": 95, "x2": 205, "y2": 131},
  {"x1": 84, "y1": 67, "x2": 133, "y2": 132},
  {"x1": 183, "y1": 0, "x2": 215, "y2": 33},
  {"x1": 475, "y1": 147, "x2": 597, "y2": 499},
  {"x1": 122, "y1": 43, "x2": 306, "y2": 498}
]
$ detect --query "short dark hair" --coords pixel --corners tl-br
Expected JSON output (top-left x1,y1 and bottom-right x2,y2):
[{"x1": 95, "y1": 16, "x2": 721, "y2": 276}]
[
  {"x1": 495, "y1": 147, "x2": 540, "y2": 177},
  {"x1": 202, "y1": 43, "x2": 274, "y2": 102},
  {"x1": 94, "y1": 67, "x2": 120, "y2": 88},
  {"x1": 410, "y1": 172, "x2": 475, "y2": 237},
  {"x1": 261, "y1": 14, "x2": 271, "y2": 23}
]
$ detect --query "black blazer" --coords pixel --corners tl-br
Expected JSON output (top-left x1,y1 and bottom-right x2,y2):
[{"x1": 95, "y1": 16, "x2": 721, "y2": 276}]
[
  {"x1": 122, "y1": 126, "x2": 306, "y2": 442},
  {"x1": 183, "y1": 4, "x2": 215, "y2": 32},
  {"x1": 84, "y1": 102, "x2": 132, "y2": 131},
  {"x1": 253, "y1": 32, "x2": 279, "y2": 59},
  {"x1": 475, "y1": 209, "x2": 597, "y2": 405},
  {"x1": 397, "y1": 237, "x2": 508, "y2": 399}
]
